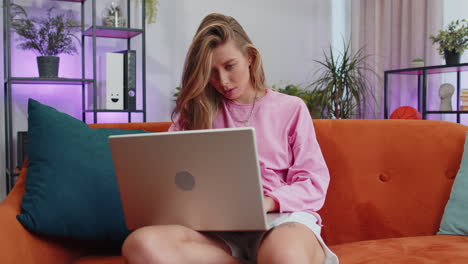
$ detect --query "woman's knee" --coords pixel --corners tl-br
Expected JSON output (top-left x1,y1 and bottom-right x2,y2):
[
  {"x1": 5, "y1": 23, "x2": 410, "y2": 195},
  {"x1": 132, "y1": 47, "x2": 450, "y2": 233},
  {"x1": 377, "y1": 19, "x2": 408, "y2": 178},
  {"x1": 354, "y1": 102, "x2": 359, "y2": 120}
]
[
  {"x1": 122, "y1": 225, "x2": 191, "y2": 264},
  {"x1": 256, "y1": 227, "x2": 325, "y2": 264},
  {"x1": 258, "y1": 245, "x2": 301, "y2": 264},
  {"x1": 259, "y1": 246, "x2": 325, "y2": 263}
]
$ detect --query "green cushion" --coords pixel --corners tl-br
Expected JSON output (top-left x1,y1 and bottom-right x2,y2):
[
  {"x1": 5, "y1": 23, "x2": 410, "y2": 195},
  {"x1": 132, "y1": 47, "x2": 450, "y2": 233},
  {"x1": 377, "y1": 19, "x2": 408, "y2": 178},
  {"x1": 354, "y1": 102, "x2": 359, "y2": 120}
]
[
  {"x1": 438, "y1": 132, "x2": 468, "y2": 236},
  {"x1": 17, "y1": 99, "x2": 148, "y2": 247}
]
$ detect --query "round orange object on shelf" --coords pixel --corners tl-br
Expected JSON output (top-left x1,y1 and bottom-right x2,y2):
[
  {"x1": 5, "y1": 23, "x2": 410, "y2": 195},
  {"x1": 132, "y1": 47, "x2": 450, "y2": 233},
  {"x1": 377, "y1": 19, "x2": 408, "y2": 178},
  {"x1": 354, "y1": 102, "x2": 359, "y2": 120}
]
[{"x1": 390, "y1": 106, "x2": 422, "y2": 120}]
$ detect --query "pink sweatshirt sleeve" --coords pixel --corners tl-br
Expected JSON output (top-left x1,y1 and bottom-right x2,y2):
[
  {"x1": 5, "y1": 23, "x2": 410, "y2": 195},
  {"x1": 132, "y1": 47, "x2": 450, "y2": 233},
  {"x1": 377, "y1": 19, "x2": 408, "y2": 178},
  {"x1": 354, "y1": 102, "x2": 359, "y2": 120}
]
[{"x1": 265, "y1": 101, "x2": 330, "y2": 213}]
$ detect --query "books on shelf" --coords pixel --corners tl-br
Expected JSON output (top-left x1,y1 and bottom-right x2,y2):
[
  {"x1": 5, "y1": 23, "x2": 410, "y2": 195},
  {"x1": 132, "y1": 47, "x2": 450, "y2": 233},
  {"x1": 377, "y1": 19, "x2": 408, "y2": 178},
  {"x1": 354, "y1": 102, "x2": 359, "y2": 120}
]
[
  {"x1": 98, "y1": 52, "x2": 125, "y2": 110},
  {"x1": 117, "y1": 50, "x2": 137, "y2": 111},
  {"x1": 17, "y1": 131, "x2": 28, "y2": 169},
  {"x1": 461, "y1": 89, "x2": 468, "y2": 111}
]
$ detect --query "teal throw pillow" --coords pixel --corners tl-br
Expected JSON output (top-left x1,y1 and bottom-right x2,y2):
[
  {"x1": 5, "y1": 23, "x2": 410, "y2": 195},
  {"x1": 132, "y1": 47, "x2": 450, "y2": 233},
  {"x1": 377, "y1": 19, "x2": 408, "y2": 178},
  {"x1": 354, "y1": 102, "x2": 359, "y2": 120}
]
[
  {"x1": 17, "y1": 99, "x2": 148, "y2": 247},
  {"x1": 438, "y1": 132, "x2": 468, "y2": 236}
]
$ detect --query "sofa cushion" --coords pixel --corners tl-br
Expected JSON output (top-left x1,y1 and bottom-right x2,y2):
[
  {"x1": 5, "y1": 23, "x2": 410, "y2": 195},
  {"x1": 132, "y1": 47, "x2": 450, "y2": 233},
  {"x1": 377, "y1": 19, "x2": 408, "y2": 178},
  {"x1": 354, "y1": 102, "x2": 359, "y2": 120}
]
[
  {"x1": 17, "y1": 99, "x2": 148, "y2": 247},
  {"x1": 330, "y1": 235, "x2": 468, "y2": 263},
  {"x1": 438, "y1": 132, "x2": 468, "y2": 236}
]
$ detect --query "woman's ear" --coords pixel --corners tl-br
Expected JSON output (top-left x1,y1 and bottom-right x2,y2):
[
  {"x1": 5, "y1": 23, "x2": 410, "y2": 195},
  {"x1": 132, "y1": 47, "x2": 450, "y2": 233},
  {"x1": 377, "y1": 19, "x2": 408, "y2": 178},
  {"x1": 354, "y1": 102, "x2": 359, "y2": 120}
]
[
  {"x1": 247, "y1": 47, "x2": 254, "y2": 66},
  {"x1": 248, "y1": 54, "x2": 253, "y2": 67}
]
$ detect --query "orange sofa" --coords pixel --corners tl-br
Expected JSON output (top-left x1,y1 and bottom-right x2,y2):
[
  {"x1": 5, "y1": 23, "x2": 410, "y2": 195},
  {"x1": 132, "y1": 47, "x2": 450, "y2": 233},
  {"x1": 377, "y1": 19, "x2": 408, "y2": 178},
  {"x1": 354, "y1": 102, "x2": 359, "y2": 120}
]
[{"x1": 1, "y1": 119, "x2": 468, "y2": 263}]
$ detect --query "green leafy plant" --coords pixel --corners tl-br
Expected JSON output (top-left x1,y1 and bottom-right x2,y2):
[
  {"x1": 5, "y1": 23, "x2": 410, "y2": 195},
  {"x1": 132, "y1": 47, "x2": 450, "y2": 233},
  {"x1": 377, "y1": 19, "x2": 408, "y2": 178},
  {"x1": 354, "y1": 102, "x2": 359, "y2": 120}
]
[
  {"x1": 309, "y1": 41, "x2": 376, "y2": 119},
  {"x1": 410, "y1": 58, "x2": 425, "y2": 68},
  {"x1": 136, "y1": 0, "x2": 159, "y2": 24},
  {"x1": 274, "y1": 84, "x2": 326, "y2": 119},
  {"x1": 173, "y1": 86, "x2": 181, "y2": 101},
  {"x1": 430, "y1": 19, "x2": 468, "y2": 55},
  {"x1": 10, "y1": 4, "x2": 81, "y2": 56}
]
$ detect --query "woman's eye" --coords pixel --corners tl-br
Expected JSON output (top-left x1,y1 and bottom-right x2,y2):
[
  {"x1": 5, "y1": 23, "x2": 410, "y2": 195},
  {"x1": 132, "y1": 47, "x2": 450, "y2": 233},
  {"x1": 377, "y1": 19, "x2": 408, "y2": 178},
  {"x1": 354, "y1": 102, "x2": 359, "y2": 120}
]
[{"x1": 226, "y1": 64, "x2": 234, "y2": 70}]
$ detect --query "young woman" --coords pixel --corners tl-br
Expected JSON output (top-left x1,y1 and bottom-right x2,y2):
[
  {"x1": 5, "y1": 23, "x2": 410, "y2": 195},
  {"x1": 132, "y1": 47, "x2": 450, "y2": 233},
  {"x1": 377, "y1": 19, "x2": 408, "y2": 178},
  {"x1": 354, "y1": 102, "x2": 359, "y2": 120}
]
[{"x1": 122, "y1": 13, "x2": 339, "y2": 264}]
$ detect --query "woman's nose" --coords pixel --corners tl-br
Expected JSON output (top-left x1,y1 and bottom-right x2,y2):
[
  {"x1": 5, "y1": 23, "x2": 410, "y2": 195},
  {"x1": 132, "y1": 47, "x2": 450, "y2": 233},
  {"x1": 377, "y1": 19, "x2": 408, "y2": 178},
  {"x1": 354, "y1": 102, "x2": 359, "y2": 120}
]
[{"x1": 219, "y1": 72, "x2": 229, "y2": 87}]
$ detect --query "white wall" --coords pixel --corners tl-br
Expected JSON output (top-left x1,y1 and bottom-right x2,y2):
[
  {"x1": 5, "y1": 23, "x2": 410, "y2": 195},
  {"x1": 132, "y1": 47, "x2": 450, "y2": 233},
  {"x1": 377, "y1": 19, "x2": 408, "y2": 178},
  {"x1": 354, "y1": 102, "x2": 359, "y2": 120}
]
[
  {"x1": 331, "y1": 0, "x2": 351, "y2": 52},
  {"x1": 148, "y1": 0, "x2": 334, "y2": 122}
]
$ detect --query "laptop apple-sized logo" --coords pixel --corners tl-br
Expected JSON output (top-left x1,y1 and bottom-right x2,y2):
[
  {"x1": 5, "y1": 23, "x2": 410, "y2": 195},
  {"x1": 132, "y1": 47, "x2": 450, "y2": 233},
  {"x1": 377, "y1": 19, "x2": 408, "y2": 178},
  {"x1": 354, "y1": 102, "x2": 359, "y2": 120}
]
[{"x1": 175, "y1": 171, "x2": 195, "y2": 191}]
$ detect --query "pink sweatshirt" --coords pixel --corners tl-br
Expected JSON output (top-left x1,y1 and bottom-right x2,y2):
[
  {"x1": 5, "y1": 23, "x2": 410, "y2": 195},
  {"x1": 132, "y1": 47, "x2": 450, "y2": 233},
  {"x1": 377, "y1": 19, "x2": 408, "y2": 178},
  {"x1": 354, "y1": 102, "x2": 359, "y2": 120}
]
[{"x1": 170, "y1": 89, "x2": 330, "y2": 224}]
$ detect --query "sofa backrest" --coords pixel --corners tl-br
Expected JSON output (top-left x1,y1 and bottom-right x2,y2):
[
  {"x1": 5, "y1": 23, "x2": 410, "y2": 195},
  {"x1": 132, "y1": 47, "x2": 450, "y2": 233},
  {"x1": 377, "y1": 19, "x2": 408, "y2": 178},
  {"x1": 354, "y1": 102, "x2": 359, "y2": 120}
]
[
  {"x1": 314, "y1": 119, "x2": 468, "y2": 245},
  {"x1": 88, "y1": 122, "x2": 172, "y2": 132}
]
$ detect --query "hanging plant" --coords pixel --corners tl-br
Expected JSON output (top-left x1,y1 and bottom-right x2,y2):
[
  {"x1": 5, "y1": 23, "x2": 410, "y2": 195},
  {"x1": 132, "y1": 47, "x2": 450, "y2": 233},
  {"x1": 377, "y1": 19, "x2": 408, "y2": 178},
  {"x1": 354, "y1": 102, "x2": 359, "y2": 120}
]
[{"x1": 135, "y1": 0, "x2": 159, "y2": 24}]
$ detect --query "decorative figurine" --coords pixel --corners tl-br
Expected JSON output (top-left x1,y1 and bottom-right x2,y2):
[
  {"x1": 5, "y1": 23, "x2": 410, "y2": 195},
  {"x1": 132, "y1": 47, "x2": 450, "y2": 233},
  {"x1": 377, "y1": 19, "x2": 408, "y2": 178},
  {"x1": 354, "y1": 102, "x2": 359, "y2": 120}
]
[
  {"x1": 103, "y1": 1, "x2": 126, "y2": 27},
  {"x1": 439, "y1": 83, "x2": 455, "y2": 111}
]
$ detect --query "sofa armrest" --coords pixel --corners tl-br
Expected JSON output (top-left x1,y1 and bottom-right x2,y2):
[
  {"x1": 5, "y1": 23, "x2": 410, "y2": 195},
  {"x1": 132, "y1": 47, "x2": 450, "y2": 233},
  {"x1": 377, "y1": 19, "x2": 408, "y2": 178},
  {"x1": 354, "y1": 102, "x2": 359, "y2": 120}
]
[{"x1": 0, "y1": 167, "x2": 85, "y2": 264}]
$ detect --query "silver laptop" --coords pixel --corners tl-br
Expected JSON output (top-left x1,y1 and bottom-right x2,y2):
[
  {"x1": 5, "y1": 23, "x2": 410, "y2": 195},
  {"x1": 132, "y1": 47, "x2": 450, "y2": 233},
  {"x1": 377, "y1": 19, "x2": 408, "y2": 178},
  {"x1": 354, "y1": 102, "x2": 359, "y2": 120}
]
[{"x1": 109, "y1": 127, "x2": 286, "y2": 232}]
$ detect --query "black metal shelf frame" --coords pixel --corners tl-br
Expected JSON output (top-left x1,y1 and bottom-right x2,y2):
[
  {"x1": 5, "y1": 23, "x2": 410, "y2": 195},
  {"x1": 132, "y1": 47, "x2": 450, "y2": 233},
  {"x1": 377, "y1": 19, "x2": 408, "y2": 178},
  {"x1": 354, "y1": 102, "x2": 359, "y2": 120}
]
[
  {"x1": 384, "y1": 63, "x2": 468, "y2": 122},
  {"x1": 7, "y1": 77, "x2": 94, "y2": 85},
  {"x1": 84, "y1": 0, "x2": 147, "y2": 124},
  {"x1": 2, "y1": 0, "x2": 147, "y2": 193},
  {"x1": 83, "y1": 26, "x2": 143, "y2": 38}
]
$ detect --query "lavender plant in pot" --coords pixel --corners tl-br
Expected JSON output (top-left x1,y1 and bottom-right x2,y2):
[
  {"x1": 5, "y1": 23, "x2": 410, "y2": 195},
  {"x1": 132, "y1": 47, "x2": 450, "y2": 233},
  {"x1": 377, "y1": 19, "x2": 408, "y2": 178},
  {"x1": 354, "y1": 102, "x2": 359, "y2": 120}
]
[{"x1": 10, "y1": 4, "x2": 81, "y2": 78}]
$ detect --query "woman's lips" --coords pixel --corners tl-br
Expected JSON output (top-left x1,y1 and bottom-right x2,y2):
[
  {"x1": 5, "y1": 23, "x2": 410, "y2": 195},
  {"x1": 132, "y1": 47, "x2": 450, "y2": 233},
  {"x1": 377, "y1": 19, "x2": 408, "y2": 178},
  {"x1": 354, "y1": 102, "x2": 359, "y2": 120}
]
[{"x1": 224, "y1": 87, "x2": 237, "y2": 97}]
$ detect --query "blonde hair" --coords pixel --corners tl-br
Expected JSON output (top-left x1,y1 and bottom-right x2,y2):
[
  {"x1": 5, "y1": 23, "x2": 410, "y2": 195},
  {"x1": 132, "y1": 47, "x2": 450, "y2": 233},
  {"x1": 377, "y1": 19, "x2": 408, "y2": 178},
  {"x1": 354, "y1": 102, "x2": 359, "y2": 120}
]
[{"x1": 172, "y1": 13, "x2": 266, "y2": 130}]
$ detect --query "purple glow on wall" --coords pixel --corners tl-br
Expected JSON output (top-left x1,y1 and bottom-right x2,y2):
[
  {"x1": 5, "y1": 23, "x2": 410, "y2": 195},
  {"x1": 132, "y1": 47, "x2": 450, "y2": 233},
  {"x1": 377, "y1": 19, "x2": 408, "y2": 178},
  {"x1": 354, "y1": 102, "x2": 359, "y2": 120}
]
[
  {"x1": 10, "y1": 42, "x2": 83, "y2": 122},
  {"x1": 386, "y1": 74, "x2": 420, "y2": 116},
  {"x1": 85, "y1": 112, "x2": 144, "y2": 124},
  {"x1": 386, "y1": 73, "x2": 443, "y2": 119}
]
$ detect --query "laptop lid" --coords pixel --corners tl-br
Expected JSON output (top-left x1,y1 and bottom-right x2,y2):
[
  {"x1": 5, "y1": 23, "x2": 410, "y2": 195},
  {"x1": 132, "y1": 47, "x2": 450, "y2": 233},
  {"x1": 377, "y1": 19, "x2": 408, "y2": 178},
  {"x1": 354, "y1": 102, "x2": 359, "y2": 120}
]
[{"x1": 109, "y1": 127, "x2": 269, "y2": 231}]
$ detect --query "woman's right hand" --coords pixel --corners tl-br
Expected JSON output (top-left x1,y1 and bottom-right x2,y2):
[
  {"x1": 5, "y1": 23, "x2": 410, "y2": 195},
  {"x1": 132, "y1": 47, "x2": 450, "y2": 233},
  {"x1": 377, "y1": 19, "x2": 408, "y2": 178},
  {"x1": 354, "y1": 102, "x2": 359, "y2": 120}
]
[{"x1": 263, "y1": 196, "x2": 279, "y2": 213}]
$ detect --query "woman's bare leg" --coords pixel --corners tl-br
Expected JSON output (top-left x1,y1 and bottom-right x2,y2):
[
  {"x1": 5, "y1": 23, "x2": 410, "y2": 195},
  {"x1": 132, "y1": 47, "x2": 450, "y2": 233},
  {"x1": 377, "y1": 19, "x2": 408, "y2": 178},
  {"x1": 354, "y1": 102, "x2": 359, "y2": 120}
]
[{"x1": 122, "y1": 225, "x2": 243, "y2": 264}]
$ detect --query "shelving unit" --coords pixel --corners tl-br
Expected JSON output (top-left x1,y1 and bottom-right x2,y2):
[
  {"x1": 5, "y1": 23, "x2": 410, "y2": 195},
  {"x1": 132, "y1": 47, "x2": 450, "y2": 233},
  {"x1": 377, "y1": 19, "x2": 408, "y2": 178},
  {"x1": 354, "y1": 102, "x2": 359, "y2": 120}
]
[
  {"x1": 2, "y1": 0, "x2": 147, "y2": 193},
  {"x1": 384, "y1": 63, "x2": 468, "y2": 122}
]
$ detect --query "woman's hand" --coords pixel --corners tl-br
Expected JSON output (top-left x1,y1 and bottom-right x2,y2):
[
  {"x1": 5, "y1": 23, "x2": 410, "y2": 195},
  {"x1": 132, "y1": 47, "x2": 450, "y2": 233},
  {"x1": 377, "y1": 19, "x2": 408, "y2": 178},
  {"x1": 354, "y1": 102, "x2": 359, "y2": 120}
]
[{"x1": 263, "y1": 196, "x2": 279, "y2": 213}]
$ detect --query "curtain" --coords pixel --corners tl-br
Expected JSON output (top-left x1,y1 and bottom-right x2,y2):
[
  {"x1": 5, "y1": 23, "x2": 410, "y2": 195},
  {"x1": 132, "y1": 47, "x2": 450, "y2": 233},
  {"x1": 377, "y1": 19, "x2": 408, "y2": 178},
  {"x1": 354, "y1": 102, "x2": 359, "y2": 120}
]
[{"x1": 351, "y1": 0, "x2": 443, "y2": 119}]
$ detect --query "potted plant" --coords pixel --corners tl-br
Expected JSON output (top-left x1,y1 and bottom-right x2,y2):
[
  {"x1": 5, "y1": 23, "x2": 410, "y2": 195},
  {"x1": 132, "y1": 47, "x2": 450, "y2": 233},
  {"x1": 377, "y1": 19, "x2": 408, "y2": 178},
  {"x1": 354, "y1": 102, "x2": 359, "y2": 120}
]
[
  {"x1": 102, "y1": 1, "x2": 126, "y2": 27},
  {"x1": 10, "y1": 4, "x2": 81, "y2": 78},
  {"x1": 411, "y1": 58, "x2": 425, "y2": 68},
  {"x1": 430, "y1": 19, "x2": 468, "y2": 66},
  {"x1": 309, "y1": 41, "x2": 376, "y2": 119}
]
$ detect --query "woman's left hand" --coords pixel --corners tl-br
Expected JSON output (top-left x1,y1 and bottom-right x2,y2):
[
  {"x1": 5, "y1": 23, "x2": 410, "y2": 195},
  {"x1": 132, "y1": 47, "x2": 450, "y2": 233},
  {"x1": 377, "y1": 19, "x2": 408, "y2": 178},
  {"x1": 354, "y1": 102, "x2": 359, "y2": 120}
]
[{"x1": 263, "y1": 196, "x2": 279, "y2": 213}]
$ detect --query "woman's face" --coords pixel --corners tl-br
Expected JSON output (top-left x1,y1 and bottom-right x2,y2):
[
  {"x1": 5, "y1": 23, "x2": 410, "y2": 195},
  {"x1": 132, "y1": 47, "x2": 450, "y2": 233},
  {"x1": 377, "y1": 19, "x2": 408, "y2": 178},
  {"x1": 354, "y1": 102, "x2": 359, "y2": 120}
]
[{"x1": 209, "y1": 39, "x2": 254, "y2": 104}]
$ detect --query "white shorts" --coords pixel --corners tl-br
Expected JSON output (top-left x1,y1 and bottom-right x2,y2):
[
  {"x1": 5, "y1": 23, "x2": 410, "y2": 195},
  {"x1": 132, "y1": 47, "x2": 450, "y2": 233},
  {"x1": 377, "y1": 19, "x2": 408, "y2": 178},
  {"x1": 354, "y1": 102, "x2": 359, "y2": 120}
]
[{"x1": 207, "y1": 212, "x2": 339, "y2": 264}]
